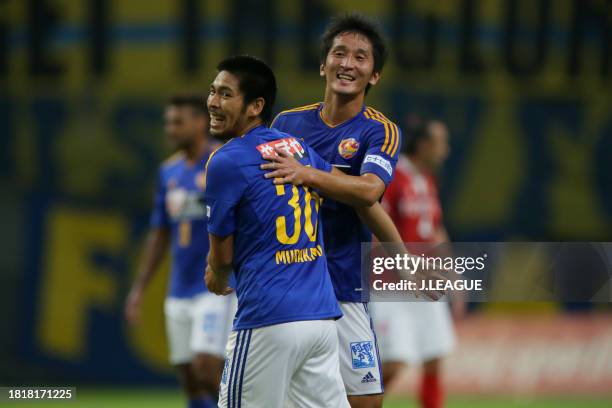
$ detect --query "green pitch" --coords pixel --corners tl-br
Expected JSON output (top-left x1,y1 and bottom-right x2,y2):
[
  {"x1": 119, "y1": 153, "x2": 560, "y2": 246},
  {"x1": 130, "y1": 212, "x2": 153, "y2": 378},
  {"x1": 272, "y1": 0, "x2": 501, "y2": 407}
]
[
  {"x1": 385, "y1": 396, "x2": 612, "y2": 408},
  {"x1": 9, "y1": 388, "x2": 611, "y2": 407}
]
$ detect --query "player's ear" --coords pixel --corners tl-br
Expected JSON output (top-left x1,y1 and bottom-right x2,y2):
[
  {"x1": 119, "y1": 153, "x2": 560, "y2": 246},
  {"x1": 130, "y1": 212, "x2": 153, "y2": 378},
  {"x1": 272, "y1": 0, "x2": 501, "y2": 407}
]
[
  {"x1": 368, "y1": 70, "x2": 381, "y2": 86},
  {"x1": 320, "y1": 64, "x2": 326, "y2": 77},
  {"x1": 248, "y1": 97, "x2": 265, "y2": 118}
]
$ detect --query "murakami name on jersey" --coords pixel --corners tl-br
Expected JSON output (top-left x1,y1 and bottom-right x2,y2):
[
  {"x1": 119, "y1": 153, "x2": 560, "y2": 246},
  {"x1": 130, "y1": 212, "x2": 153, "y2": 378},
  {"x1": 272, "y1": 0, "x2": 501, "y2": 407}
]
[{"x1": 275, "y1": 245, "x2": 324, "y2": 265}]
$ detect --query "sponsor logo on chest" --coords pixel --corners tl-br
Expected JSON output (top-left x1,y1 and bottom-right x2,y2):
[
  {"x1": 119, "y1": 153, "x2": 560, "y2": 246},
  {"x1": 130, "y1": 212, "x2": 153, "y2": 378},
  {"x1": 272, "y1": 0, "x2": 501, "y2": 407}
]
[
  {"x1": 256, "y1": 137, "x2": 307, "y2": 159},
  {"x1": 166, "y1": 180, "x2": 206, "y2": 221}
]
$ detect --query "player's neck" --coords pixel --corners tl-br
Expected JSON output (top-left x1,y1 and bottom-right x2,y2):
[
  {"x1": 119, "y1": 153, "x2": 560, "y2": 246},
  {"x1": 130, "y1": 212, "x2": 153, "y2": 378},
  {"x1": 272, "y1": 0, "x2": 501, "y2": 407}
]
[
  {"x1": 183, "y1": 137, "x2": 208, "y2": 164},
  {"x1": 321, "y1": 91, "x2": 364, "y2": 126},
  {"x1": 407, "y1": 154, "x2": 430, "y2": 174},
  {"x1": 237, "y1": 119, "x2": 264, "y2": 137}
]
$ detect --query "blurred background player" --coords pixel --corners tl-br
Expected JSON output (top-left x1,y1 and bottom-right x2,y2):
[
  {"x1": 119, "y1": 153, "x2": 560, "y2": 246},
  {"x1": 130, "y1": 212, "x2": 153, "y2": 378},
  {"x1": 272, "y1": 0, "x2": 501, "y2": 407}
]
[
  {"x1": 204, "y1": 55, "x2": 348, "y2": 408},
  {"x1": 371, "y1": 116, "x2": 465, "y2": 408},
  {"x1": 125, "y1": 95, "x2": 236, "y2": 408},
  {"x1": 269, "y1": 13, "x2": 401, "y2": 408}
]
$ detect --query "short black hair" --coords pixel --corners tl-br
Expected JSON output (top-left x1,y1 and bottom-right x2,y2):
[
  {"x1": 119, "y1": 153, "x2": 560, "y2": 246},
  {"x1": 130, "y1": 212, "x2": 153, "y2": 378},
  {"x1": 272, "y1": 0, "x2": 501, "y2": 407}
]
[
  {"x1": 168, "y1": 94, "x2": 208, "y2": 115},
  {"x1": 403, "y1": 114, "x2": 431, "y2": 155},
  {"x1": 320, "y1": 13, "x2": 388, "y2": 81},
  {"x1": 216, "y1": 55, "x2": 277, "y2": 123}
]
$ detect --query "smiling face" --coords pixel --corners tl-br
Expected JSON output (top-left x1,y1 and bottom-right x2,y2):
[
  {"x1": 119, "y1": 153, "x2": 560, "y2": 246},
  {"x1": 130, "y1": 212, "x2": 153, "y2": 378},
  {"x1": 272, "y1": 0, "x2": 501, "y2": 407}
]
[
  {"x1": 207, "y1": 70, "x2": 266, "y2": 140},
  {"x1": 320, "y1": 31, "x2": 380, "y2": 98},
  {"x1": 207, "y1": 71, "x2": 249, "y2": 140}
]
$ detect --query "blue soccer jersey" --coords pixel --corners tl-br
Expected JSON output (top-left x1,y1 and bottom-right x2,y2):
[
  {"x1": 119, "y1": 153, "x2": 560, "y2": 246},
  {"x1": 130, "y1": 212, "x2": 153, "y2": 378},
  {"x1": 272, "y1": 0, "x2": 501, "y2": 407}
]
[
  {"x1": 150, "y1": 151, "x2": 212, "y2": 298},
  {"x1": 271, "y1": 103, "x2": 401, "y2": 302},
  {"x1": 205, "y1": 125, "x2": 342, "y2": 330}
]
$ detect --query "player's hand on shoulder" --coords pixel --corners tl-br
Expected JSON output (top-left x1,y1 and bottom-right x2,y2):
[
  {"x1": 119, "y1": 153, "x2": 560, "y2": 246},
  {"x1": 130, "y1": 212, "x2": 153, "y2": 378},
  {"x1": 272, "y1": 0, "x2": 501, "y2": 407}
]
[
  {"x1": 260, "y1": 146, "x2": 310, "y2": 186},
  {"x1": 205, "y1": 265, "x2": 234, "y2": 296}
]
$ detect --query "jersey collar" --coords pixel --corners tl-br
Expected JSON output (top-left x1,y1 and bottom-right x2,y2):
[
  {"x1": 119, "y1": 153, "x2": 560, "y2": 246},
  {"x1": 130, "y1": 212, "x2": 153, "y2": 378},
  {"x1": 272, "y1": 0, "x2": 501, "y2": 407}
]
[
  {"x1": 317, "y1": 104, "x2": 366, "y2": 129},
  {"x1": 242, "y1": 124, "x2": 266, "y2": 138}
]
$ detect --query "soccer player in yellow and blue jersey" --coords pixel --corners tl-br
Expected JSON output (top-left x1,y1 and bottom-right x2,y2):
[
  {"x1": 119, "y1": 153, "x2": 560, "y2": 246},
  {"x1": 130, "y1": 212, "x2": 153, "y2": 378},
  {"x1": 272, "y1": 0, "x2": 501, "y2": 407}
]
[
  {"x1": 204, "y1": 55, "x2": 349, "y2": 407},
  {"x1": 266, "y1": 14, "x2": 401, "y2": 408}
]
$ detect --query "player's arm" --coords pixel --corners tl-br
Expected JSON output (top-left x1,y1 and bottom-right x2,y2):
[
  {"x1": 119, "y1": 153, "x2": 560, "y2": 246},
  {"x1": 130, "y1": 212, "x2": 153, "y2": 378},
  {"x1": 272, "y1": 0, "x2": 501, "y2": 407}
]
[
  {"x1": 204, "y1": 149, "x2": 245, "y2": 296},
  {"x1": 206, "y1": 233, "x2": 234, "y2": 296},
  {"x1": 355, "y1": 202, "x2": 402, "y2": 244},
  {"x1": 261, "y1": 150, "x2": 384, "y2": 207},
  {"x1": 433, "y1": 224, "x2": 467, "y2": 318},
  {"x1": 125, "y1": 228, "x2": 170, "y2": 324},
  {"x1": 357, "y1": 203, "x2": 444, "y2": 300},
  {"x1": 355, "y1": 203, "x2": 422, "y2": 278},
  {"x1": 125, "y1": 169, "x2": 171, "y2": 324},
  {"x1": 263, "y1": 122, "x2": 400, "y2": 206},
  {"x1": 433, "y1": 225, "x2": 450, "y2": 244},
  {"x1": 308, "y1": 166, "x2": 384, "y2": 206}
]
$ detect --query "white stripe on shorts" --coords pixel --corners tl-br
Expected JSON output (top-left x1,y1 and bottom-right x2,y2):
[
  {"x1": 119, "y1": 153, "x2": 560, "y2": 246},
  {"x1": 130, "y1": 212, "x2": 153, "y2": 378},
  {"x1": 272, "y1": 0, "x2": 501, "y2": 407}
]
[{"x1": 227, "y1": 329, "x2": 252, "y2": 408}]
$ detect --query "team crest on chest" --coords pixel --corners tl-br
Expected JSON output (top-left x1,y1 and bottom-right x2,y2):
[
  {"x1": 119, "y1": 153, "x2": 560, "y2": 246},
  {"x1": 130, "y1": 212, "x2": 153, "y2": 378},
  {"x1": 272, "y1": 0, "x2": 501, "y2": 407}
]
[{"x1": 338, "y1": 138, "x2": 360, "y2": 159}]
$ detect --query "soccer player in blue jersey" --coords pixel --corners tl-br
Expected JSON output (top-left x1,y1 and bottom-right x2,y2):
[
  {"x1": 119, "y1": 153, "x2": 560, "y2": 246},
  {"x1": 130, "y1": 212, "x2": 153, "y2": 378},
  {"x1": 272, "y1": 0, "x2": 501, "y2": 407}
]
[
  {"x1": 204, "y1": 55, "x2": 349, "y2": 408},
  {"x1": 125, "y1": 95, "x2": 236, "y2": 408},
  {"x1": 265, "y1": 14, "x2": 400, "y2": 408}
]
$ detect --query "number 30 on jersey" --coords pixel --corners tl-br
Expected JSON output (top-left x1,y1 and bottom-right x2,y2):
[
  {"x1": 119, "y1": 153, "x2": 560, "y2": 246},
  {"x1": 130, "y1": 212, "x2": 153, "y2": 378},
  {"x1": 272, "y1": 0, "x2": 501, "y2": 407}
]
[{"x1": 275, "y1": 184, "x2": 321, "y2": 244}]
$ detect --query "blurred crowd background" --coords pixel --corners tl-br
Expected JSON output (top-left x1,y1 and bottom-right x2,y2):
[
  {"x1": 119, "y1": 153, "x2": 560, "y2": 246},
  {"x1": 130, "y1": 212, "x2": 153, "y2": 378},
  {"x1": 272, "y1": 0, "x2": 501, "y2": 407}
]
[{"x1": 0, "y1": 0, "x2": 610, "y2": 402}]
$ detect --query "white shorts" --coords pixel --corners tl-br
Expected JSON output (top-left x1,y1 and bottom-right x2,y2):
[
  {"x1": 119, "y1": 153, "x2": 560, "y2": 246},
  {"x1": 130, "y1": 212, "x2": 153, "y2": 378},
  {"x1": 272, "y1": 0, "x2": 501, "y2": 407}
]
[
  {"x1": 219, "y1": 320, "x2": 349, "y2": 408},
  {"x1": 164, "y1": 292, "x2": 237, "y2": 364},
  {"x1": 336, "y1": 302, "x2": 384, "y2": 396},
  {"x1": 370, "y1": 301, "x2": 455, "y2": 365}
]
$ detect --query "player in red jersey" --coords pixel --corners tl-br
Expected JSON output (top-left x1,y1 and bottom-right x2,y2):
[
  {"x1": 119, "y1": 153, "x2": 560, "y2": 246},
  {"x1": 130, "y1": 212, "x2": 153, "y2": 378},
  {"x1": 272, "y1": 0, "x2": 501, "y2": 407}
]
[
  {"x1": 383, "y1": 117, "x2": 448, "y2": 243},
  {"x1": 371, "y1": 116, "x2": 465, "y2": 408}
]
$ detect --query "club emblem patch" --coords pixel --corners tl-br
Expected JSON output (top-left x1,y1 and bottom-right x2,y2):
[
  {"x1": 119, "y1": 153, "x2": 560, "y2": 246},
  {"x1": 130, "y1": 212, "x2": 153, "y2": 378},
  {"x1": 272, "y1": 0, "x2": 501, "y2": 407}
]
[
  {"x1": 257, "y1": 137, "x2": 307, "y2": 160},
  {"x1": 338, "y1": 138, "x2": 360, "y2": 159},
  {"x1": 350, "y1": 341, "x2": 376, "y2": 369}
]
